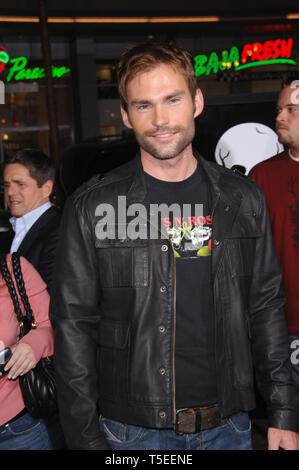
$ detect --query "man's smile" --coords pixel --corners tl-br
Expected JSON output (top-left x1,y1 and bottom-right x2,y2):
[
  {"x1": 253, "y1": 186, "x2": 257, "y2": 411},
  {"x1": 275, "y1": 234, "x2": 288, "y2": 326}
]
[{"x1": 150, "y1": 132, "x2": 178, "y2": 140}]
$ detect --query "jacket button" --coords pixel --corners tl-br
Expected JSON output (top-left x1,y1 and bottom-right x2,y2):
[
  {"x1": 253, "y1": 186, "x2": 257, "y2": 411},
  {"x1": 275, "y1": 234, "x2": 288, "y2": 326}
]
[
  {"x1": 213, "y1": 239, "x2": 220, "y2": 246},
  {"x1": 159, "y1": 367, "x2": 166, "y2": 375},
  {"x1": 161, "y1": 244, "x2": 168, "y2": 252},
  {"x1": 224, "y1": 205, "x2": 230, "y2": 212},
  {"x1": 160, "y1": 285, "x2": 167, "y2": 293},
  {"x1": 159, "y1": 325, "x2": 166, "y2": 333},
  {"x1": 159, "y1": 411, "x2": 166, "y2": 419}
]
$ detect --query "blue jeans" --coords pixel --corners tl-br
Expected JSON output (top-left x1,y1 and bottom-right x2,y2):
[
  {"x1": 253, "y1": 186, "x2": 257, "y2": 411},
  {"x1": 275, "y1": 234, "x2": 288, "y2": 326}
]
[
  {"x1": 289, "y1": 333, "x2": 299, "y2": 390},
  {"x1": 99, "y1": 412, "x2": 252, "y2": 450},
  {"x1": 0, "y1": 411, "x2": 53, "y2": 450}
]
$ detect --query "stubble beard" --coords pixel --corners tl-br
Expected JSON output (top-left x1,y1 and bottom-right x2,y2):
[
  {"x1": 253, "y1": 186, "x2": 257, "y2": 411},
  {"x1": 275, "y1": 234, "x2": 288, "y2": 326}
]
[
  {"x1": 136, "y1": 123, "x2": 195, "y2": 161},
  {"x1": 277, "y1": 129, "x2": 292, "y2": 147}
]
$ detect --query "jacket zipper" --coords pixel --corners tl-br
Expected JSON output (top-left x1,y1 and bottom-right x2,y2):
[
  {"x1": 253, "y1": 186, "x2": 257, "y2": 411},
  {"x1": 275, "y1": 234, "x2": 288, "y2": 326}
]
[{"x1": 171, "y1": 246, "x2": 177, "y2": 425}]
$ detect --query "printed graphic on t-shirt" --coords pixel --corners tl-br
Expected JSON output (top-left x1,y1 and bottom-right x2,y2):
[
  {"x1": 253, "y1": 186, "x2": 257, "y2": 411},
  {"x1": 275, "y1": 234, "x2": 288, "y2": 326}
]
[
  {"x1": 288, "y1": 177, "x2": 299, "y2": 248},
  {"x1": 162, "y1": 214, "x2": 212, "y2": 258}
]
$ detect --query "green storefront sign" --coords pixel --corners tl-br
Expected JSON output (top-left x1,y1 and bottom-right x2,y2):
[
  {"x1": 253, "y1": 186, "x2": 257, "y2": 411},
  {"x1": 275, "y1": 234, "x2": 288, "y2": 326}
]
[{"x1": 0, "y1": 48, "x2": 70, "y2": 82}]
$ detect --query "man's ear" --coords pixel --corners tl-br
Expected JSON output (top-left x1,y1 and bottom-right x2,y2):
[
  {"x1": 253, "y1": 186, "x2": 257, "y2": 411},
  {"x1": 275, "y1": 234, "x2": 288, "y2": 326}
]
[
  {"x1": 120, "y1": 105, "x2": 133, "y2": 129},
  {"x1": 193, "y1": 88, "x2": 204, "y2": 119},
  {"x1": 42, "y1": 180, "x2": 54, "y2": 199}
]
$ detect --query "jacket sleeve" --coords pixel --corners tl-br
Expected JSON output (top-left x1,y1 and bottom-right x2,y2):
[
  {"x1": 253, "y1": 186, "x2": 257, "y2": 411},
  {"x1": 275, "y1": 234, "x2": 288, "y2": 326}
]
[
  {"x1": 49, "y1": 196, "x2": 111, "y2": 450},
  {"x1": 247, "y1": 185, "x2": 299, "y2": 432}
]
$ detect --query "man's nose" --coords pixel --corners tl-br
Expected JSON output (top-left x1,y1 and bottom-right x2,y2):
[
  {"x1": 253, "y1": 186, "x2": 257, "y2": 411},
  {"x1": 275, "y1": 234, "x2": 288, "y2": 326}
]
[
  {"x1": 5, "y1": 185, "x2": 15, "y2": 197},
  {"x1": 276, "y1": 108, "x2": 287, "y2": 123},
  {"x1": 152, "y1": 105, "x2": 169, "y2": 127}
]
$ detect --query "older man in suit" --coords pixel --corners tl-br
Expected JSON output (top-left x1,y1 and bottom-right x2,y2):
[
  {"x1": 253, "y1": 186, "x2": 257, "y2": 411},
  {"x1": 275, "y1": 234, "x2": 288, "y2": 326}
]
[{"x1": 2, "y1": 148, "x2": 60, "y2": 290}]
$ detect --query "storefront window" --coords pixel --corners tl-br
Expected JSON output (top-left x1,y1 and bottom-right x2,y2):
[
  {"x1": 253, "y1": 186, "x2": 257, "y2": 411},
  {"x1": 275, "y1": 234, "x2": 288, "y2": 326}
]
[{"x1": 96, "y1": 61, "x2": 124, "y2": 139}]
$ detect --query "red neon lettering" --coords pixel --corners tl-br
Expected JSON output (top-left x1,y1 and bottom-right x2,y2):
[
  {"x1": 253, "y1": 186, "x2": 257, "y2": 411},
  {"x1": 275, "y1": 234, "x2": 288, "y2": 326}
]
[
  {"x1": 206, "y1": 215, "x2": 212, "y2": 224},
  {"x1": 163, "y1": 217, "x2": 171, "y2": 227},
  {"x1": 262, "y1": 41, "x2": 273, "y2": 60},
  {"x1": 271, "y1": 39, "x2": 281, "y2": 59},
  {"x1": 240, "y1": 38, "x2": 293, "y2": 64},
  {"x1": 188, "y1": 216, "x2": 196, "y2": 226},
  {"x1": 175, "y1": 217, "x2": 182, "y2": 226},
  {"x1": 280, "y1": 38, "x2": 293, "y2": 58},
  {"x1": 241, "y1": 43, "x2": 252, "y2": 63},
  {"x1": 251, "y1": 42, "x2": 263, "y2": 61}
]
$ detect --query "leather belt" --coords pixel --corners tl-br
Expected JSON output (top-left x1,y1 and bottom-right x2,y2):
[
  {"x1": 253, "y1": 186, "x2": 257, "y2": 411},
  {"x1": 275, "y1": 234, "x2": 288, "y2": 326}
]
[{"x1": 175, "y1": 405, "x2": 222, "y2": 435}]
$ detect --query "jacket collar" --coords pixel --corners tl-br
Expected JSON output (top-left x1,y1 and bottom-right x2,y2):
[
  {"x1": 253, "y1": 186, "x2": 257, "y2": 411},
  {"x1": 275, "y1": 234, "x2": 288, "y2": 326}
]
[
  {"x1": 17, "y1": 206, "x2": 55, "y2": 255},
  {"x1": 126, "y1": 151, "x2": 244, "y2": 215},
  {"x1": 127, "y1": 149, "x2": 244, "y2": 236},
  {"x1": 126, "y1": 154, "x2": 150, "y2": 206}
]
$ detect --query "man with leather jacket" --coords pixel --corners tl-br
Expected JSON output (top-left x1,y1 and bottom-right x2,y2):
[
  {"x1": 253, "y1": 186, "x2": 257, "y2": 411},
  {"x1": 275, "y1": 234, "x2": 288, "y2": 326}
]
[{"x1": 50, "y1": 41, "x2": 299, "y2": 450}]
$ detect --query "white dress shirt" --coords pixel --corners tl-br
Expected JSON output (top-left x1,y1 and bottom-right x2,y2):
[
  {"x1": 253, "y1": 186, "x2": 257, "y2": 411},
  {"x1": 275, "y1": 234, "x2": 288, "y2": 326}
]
[{"x1": 10, "y1": 201, "x2": 52, "y2": 253}]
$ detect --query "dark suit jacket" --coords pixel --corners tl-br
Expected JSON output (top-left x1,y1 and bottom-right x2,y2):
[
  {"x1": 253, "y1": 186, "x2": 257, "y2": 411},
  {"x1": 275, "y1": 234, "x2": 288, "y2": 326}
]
[{"x1": 5, "y1": 206, "x2": 61, "y2": 290}]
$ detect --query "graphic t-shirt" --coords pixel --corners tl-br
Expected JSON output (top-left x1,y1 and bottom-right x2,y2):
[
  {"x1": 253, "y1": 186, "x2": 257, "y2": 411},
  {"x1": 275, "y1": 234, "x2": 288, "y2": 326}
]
[
  {"x1": 145, "y1": 166, "x2": 218, "y2": 407},
  {"x1": 249, "y1": 150, "x2": 299, "y2": 333}
]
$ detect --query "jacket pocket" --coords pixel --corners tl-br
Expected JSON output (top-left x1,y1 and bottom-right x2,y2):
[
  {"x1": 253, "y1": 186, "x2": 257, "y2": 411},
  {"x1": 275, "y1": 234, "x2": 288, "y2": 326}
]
[
  {"x1": 95, "y1": 239, "x2": 149, "y2": 288},
  {"x1": 225, "y1": 210, "x2": 262, "y2": 278}
]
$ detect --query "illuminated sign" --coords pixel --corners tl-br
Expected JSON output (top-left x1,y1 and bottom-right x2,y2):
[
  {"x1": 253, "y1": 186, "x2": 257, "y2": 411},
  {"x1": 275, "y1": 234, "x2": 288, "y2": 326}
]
[
  {"x1": 194, "y1": 38, "x2": 297, "y2": 77},
  {"x1": 0, "y1": 47, "x2": 70, "y2": 82},
  {"x1": 0, "y1": 47, "x2": 9, "y2": 73}
]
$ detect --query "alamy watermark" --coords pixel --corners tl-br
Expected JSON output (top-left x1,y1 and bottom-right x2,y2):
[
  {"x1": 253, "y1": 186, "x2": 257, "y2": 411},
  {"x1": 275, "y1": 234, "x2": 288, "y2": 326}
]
[
  {"x1": 291, "y1": 339, "x2": 299, "y2": 366},
  {"x1": 95, "y1": 197, "x2": 205, "y2": 243}
]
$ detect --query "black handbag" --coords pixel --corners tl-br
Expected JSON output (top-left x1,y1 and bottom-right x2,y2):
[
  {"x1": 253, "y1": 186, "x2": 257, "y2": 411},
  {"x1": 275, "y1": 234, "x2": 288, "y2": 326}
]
[{"x1": 0, "y1": 252, "x2": 57, "y2": 419}]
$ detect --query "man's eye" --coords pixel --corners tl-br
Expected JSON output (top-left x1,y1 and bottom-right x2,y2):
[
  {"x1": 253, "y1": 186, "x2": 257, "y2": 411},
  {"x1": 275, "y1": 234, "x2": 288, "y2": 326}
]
[
  {"x1": 169, "y1": 97, "x2": 180, "y2": 104},
  {"x1": 137, "y1": 104, "x2": 149, "y2": 111}
]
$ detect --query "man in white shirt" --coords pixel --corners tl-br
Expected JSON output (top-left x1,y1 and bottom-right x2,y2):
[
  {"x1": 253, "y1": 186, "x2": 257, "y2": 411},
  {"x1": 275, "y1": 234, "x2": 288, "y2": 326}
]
[
  {"x1": 10, "y1": 201, "x2": 52, "y2": 254},
  {"x1": 2, "y1": 148, "x2": 60, "y2": 290}
]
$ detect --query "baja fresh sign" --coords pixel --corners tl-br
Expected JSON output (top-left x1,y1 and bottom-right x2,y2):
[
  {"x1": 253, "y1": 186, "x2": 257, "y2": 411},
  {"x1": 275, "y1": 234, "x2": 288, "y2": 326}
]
[
  {"x1": 0, "y1": 46, "x2": 70, "y2": 82},
  {"x1": 194, "y1": 38, "x2": 296, "y2": 77}
]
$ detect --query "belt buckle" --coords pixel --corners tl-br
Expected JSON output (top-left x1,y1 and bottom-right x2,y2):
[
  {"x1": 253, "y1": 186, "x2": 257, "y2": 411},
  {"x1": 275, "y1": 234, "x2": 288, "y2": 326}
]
[
  {"x1": 175, "y1": 406, "x2": 221, "y2": 435},
  {"x1": 175, "y1": 408, "x2": 199, "y2": 435}
]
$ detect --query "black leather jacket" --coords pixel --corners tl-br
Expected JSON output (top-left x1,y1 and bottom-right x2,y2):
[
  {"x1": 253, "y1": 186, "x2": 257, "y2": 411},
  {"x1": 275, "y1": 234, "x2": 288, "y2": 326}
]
[{"x1": 50, "y1": 154, "x2": 299, "y2": 450}]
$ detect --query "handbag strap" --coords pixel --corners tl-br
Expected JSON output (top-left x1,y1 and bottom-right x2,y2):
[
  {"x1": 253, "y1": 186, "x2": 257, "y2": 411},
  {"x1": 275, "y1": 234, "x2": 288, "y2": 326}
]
[
  {"x1": 11, "y1": 253, "x2": 36, "y2": 330},
  {"x1": 0, "y1": 253, "x2": 35, "y2": 338}
]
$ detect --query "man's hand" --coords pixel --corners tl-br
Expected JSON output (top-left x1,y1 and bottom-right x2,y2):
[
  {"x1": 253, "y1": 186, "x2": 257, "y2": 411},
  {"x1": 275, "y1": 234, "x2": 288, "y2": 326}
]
[
  {"x1": 268, "y1": 427, "x2": 299, "y2": 450},
  {"x1": 3, "y1": 343, "x2": 36, "y2": 379}
]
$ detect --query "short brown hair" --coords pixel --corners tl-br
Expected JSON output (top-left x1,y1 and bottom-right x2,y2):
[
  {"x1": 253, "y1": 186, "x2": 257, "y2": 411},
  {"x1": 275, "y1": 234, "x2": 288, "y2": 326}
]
[
  {"x1": 117, "y1": 41, "x2": 197, "y2": 111},
  {"x1": 4, "y1": 148, "x2": 55, "y2": 187}
]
